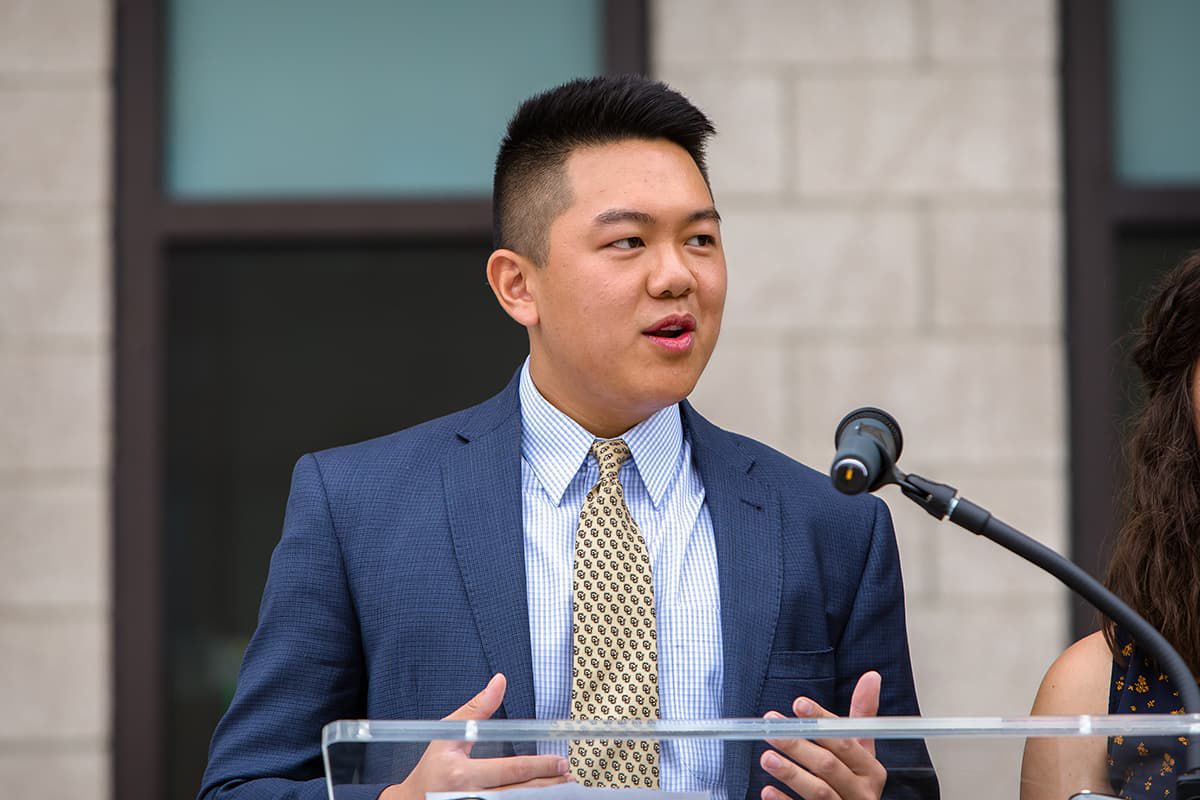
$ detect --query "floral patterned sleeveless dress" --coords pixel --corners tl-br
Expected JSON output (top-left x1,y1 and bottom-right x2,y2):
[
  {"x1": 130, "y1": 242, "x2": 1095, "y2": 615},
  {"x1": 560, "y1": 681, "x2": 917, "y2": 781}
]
[{"x1": 1107, "y1": 629, "x2": 1190, "y2": 798}]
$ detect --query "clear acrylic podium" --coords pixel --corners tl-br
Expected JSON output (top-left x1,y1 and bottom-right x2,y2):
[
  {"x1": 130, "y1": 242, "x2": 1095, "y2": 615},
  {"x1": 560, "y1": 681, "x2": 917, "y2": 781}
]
[{"x1": 322, "y1": 714, "x2": 1200, "y2": 800}]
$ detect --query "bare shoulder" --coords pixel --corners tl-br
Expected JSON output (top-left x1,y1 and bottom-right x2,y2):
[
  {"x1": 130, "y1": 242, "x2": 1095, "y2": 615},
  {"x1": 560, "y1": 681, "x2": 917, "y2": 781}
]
[
  {"x1": 1020, "y1": 632, "x2": 1114, "y2": 799},
  {"x1": 1031, "y1": 631, "x2": 1113, "y2": 715}
]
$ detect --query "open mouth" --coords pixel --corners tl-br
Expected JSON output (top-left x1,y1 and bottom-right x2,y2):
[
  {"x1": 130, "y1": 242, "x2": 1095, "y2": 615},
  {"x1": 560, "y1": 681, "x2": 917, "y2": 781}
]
[
  {"x1": 643, "y1": 314, "x2": 696, "y2": 338},
  {"x1": 643, "y1": 314, "x2": 697, "y2": 351}
]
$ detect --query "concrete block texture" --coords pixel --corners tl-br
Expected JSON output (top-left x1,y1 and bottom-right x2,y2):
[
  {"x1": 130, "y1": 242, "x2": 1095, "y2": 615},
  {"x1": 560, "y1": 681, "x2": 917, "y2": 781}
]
[
  {"x1": 904, "y1": 601, "x2": 1066, "y2": 799},
  {"x1": 885, "y1": 467, "x2": 1067, "y2": 598},
  {"x1": 0, "y1": 483, "x2": 108, "y2": 609},
  {"x1": 0, "y1": 0, "x2": 110, "y2": 74},
  {"x1": 935, "y1": 509, "x2": 1065, "y2": 601},
  {"x1": 0, "y1": 351, "x2": 109, "y2": 472},
  {"x1": 931, "y1": 204, "x2": 1063, "y2": 331},
  {"x1": 0, "y1": 87, "x2": 109, "y2": 210},
  {"x1": 0, "y1": 749, "x2": 108, "y2": 800},
  {"x1": 795, "y1": 74, "x2": 1057, "y2": 196},
  {"x1": 719, "y1": 204, "x2": 922, "y2": 330},
  {"x1": 658, "y1": 4, "x2": 1070, "y2": 758},
  {"x1": 903, "y1": 601, "x2": 1065, "y2": 797},
  {"x1": 654, "y1": 0, "x2": 918, "y2": 66},
  {"x1": 789, "y1": 337, "x2": 1065, "y2": 471},
  {"x1": 907, "y1": 600, "x2": 1065, "y2": 717},
  {"x1": 927, "y1": 0, "x2": 1057, "y2": 65},
  {"x1": 881, "y1": 470, "x2": 1066, "y2": 604},
  {"x1": 0, "y1": 2, "x2": 113, "y2": 798},
  {"x1": 0, "y1": 220, "x2": 109, "y2": 343},
  {"x1": 653, "y1": 70, "x2": 787, "y2": 196},
  {"x1": 0, "y1": 618, "x2": 109, "y2": 739},
  {"x1": 690, "y1": 326, "x2": 789, "y2": 448},
  {"x1": 924, "y1": 737, "x2": 1029, "y2": 800}
]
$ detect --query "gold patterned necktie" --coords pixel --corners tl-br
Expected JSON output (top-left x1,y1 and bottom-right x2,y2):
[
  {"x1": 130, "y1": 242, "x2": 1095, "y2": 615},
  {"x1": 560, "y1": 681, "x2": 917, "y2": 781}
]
[{"x1": 569, "y1": 439, "x2": 660, "y2": 788}]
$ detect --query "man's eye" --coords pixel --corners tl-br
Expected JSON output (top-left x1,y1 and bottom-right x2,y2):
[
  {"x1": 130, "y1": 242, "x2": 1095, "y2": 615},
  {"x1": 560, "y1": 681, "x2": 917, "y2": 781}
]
[
  {"x1": 610, "y1": 237, "x2": 644, "y2": 249},
  {"x1": 686, "y1": 234, "x2": 714, "y2": 247}
]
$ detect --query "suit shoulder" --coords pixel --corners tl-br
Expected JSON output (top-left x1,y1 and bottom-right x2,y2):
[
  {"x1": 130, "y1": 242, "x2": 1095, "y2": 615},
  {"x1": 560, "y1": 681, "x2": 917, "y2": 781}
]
[
  {"x1": 720, "y1": 429, "x2": 886, "y2": 527},
  {"x1": 305, "y1": 391, "x2": 515, "y2": 488},
  {"x1": 315, "y1": 406, "x2": 465, "y2": 461}
]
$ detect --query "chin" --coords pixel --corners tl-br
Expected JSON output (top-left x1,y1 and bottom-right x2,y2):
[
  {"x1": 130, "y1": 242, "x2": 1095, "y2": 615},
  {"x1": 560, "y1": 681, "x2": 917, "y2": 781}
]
[{"x1": 636, "y1": 375, "x2": 701, "y2": 413}]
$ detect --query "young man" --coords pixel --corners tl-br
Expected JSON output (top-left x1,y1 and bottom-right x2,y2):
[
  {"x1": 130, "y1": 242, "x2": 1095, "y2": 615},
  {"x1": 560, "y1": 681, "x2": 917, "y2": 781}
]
[{"x1": 199, "y1": 76, "x2": 936, "y2": 800}]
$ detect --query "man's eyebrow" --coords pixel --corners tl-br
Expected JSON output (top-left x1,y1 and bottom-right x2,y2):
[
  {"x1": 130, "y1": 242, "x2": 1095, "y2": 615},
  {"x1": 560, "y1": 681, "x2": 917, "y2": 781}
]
[
  {"x1": 686, "y1": 207, "x2": 722, "y2": 225},
  {"x1": 593, "y1": 208, "x2": 655, "y2": 226},
  {"x1": 592, "y1": 207, "x2": 722, "y2": 226}
]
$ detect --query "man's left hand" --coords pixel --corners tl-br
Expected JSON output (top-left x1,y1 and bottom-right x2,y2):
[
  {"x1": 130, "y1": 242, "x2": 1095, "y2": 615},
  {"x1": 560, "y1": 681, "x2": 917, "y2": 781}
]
[{"x1": 759, "y1": 670, "x2": 887, "y2": 800}]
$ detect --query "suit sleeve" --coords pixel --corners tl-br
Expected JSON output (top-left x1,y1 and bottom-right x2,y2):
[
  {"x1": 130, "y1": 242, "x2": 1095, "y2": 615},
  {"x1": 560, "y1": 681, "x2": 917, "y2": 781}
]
[
  {"x1": 835, "y1": 497, "x2": 940, "y2": 799},
  {"x1": 198, "y1": 454, "x2": 386, "y2": 800}
]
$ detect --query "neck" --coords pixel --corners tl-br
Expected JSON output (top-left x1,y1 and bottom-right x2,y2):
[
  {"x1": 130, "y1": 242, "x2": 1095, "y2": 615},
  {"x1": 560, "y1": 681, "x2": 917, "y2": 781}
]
[
  {"x1": 541, "y1": 393, "x2": 644, "y2": 440},
  {"x1": 526, "y1": 365, "x2": 655, "y2": 439}
]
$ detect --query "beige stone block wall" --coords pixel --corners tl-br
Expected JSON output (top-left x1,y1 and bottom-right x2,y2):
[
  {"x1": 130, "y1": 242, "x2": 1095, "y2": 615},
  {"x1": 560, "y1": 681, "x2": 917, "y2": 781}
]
[
  {"x1": 655, "y1": 1, "x2": 1065, "y2": 797},
  {"x1": 0, "y1": 1, "x2": 111, "y2": 798},
  {"x1": 0, "y1": 1, "x2": 1067, "y2": 796}
]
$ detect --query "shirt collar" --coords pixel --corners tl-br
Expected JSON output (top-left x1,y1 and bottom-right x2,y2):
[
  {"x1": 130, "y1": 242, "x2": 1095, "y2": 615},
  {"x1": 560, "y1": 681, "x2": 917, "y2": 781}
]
[{"x1": 518, "y1": 358, "x2": 684, "y2": 509}]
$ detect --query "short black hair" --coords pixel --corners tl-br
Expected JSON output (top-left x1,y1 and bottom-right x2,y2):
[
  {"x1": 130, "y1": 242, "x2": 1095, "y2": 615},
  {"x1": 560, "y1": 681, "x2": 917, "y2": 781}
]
[{"x1": 492, "y1": 74, "x2": 716, "y2": 265}]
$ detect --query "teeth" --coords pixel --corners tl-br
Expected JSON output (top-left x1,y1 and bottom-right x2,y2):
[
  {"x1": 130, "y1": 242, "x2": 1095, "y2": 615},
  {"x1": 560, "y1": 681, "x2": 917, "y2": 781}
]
[{"x1": 646, "y1": 322, "x2": 690, "y2": 337}]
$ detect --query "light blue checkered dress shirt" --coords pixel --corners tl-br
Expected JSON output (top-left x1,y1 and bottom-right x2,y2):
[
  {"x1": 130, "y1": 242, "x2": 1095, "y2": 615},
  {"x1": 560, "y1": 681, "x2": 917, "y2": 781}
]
[{"x1": 518, "y1": 361, "x2": 726, "y2": 797}]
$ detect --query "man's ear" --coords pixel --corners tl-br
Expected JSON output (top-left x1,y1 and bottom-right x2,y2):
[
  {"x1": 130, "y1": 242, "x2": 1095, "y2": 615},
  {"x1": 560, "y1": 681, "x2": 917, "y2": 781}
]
[{"x1": 487, "y1": 248, "x2": 540, "y2": 328}]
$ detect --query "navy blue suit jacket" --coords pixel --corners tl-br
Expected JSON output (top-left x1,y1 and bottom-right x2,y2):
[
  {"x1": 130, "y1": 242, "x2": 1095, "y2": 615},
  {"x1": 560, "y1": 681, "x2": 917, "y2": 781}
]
[{"x1": 199, "y1": 372, "x2": 937, "y2": 799}]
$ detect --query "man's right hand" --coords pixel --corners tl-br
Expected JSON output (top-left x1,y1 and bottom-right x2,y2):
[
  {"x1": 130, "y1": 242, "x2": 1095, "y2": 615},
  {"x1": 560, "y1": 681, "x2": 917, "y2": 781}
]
[{"x1": 379, "y1": 674, "x2": 573, "y2": 800}]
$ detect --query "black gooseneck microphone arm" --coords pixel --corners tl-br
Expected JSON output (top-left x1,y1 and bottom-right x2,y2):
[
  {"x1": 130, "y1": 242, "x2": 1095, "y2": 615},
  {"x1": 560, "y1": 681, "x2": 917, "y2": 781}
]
[
  {"x1": 832, "y1": 410, "x2": 1200, "y2": 795},
  {"x1": 895, "y1": 468, "x2": 1200, "y2": 789}
]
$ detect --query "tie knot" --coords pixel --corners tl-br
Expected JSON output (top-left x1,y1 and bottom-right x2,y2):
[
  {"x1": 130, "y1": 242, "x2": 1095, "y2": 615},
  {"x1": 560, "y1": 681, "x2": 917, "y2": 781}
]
[{"x1": 591, "y1": 439, "x2": 631, "y2": 482}]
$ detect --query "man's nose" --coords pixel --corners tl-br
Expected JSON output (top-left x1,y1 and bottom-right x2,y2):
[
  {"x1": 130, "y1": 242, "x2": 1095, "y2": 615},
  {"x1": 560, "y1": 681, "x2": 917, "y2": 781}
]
[{"x1": 648, "y1": 245, "x2": 697, "y2": 298}]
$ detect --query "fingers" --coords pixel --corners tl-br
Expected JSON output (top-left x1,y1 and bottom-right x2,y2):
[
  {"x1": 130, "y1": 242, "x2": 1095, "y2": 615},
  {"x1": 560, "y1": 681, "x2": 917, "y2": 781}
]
[
  {"x1": 490, "y1": 771, "x2": 575, "y2": 791},
  {"x1": 849, "y1": 671, "x2": 881, "y2": 718},
  {"x1": 764, "y1": 709, "x2": 879, "y2": 789},
  {"x1": 403, "y1": 678, "x2": 569, "y2": 799},
  {"x1": 436, "y1": 674, "x2": 507, "y2": 757},
  {"x1": 758, "y1": 672, "x2": 888, "y2": 800},
  {"x1": 445, "y1": 673, "x2": 506, "y2": 721},
  {"x1": 761, "y1": 735, "x2": 887, "y2": 800},
  {"x1": 761, "y1": 784, "x2": 792, "y2": 800},
  {"x1": 848, "y1": 670, "x2": 881, "y2": 756},
  {"x1": 787, "y1": 671, "x2": 882, "y2": 755},
  {"x1": 787, "y1": 695, "x2": 879, "y2": 773},
  {"x1": 761, "y1": 738, "x2": 858, "y2": 797},
  {"x1": 462, "y1": 754, "x2": 571, "y2": 789}
]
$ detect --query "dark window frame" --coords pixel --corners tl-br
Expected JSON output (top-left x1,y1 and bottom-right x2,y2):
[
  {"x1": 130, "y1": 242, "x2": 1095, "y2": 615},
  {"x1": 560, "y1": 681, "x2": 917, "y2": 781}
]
[
  {"x1": 112, "y1": 3, "x2": 649, "y2": 797},
  {"x1": 1062, "y1": 0, "x2": 1200, "y2": 637}
]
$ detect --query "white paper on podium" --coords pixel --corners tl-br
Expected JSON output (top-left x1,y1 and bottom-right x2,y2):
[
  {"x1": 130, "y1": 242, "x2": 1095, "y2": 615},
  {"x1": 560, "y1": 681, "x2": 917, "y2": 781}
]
[{"x1": 427, "y1": 786, "x2": 709, "y2": 800}]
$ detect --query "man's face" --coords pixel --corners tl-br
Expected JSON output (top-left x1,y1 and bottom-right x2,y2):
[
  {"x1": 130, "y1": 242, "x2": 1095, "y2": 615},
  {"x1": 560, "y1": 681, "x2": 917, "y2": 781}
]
[{"x1": 524, "y1": 137, "x2": 727, "y2": 436}]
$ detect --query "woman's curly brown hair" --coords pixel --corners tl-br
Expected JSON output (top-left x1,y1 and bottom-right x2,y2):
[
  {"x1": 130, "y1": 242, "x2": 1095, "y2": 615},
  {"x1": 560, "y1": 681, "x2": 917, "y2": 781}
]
[{"x1": 1103, "y1": 250, "x2": 1200, "y2": 674}]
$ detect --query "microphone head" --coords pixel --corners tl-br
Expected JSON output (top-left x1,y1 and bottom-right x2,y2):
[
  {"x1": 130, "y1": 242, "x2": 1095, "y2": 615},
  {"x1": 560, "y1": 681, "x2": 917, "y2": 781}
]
[
  {"x1": 833, "y1": 407, "x2": 903, "y2": 460},
  {"x1": 831, "y1": 407, "x2": 904, "y2": 495}
]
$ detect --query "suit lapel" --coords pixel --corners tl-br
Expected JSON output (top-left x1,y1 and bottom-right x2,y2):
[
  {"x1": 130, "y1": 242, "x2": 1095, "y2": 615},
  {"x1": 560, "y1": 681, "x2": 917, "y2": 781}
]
[
  {"x1": 683, "y1": 403, "x2": 782, "y2": 800},
  {"x1": 443, "y1": 376, "x2": 537, "y2": 739},
  {"x1": 441, "y1": 389, "x2": 785, "y2": 777}
]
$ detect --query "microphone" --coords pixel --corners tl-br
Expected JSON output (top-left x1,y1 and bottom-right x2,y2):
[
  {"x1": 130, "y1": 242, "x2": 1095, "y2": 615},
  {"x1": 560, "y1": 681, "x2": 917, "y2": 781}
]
[
  {"x1": 825, "y1": 407, "x2": 1200, "y2": 793},
  {"x1": 830, "y1": 407, "x2": 903, "y2": 495}
]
